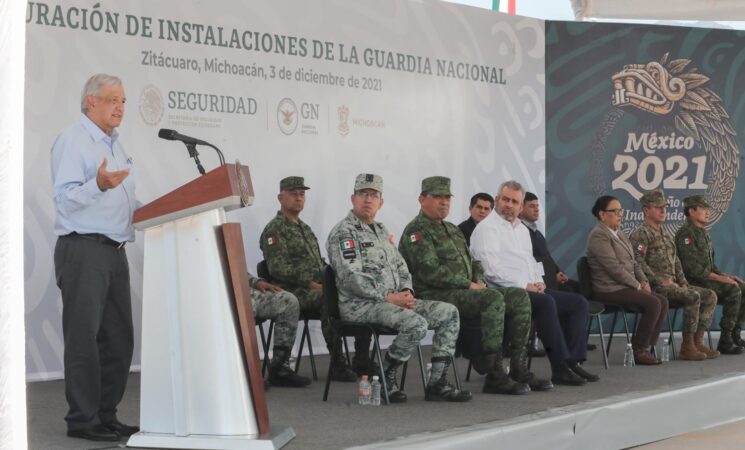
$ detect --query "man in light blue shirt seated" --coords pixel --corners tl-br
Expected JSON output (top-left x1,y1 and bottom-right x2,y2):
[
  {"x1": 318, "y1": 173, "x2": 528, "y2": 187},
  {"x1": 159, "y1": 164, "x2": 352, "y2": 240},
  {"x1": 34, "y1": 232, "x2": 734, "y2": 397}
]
[{"x1": 51, "y1": 74, "x2": 139, "y2": 443}]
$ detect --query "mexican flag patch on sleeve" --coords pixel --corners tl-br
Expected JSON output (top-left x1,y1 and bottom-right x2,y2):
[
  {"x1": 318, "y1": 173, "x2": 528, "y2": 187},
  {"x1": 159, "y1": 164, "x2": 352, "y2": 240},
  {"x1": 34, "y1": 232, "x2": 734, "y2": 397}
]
[
  {"x1": 267, "y1": 236, "x2": 278, "y2": 246},
  {"x1": 683, "y1": 237, "x2": 693, "y2": 245},
  {"x1": 636, "y1": 244, "x2": 646, "y2": 254},
  {"x1": 409, "y1": 232, "x2": 420, "y2": 243},
  {"x1": 340, "y1": 239, "x2": 355, "y2": 250}
]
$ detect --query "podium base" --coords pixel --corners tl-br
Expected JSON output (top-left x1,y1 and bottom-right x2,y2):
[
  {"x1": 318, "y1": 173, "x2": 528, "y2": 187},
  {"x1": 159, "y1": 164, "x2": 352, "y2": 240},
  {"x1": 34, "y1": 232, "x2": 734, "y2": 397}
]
[{"x1": 127, "y1": 425, "x2": 295, "y2": 449}]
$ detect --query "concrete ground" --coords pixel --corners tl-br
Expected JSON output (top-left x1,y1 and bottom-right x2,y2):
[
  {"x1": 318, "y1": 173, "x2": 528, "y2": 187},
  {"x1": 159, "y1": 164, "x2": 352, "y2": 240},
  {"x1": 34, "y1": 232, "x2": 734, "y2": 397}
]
[{"x1": 27, "y1": 336, "x2": 745, "y2": 450}]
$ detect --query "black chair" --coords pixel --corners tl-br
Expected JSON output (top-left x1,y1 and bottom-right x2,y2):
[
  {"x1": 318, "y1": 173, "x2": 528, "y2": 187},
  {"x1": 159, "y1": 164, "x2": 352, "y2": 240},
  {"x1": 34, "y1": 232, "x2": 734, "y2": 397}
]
[
  {"x1": 322, "y1": 265, "x2": 428, "y2": 404},
  {"x1": 257, "y1": 260, "x2": 319, "y2": 381},
  {"x1": 577, "y1": 256, "x2": 641, "y2": 369}
]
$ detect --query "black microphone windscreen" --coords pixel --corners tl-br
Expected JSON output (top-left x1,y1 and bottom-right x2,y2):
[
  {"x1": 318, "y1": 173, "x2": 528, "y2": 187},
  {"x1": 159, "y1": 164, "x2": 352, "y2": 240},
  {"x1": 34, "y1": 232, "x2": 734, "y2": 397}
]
[{"x1": 158, "y1": 128, "x2": 177, "y2": 140}]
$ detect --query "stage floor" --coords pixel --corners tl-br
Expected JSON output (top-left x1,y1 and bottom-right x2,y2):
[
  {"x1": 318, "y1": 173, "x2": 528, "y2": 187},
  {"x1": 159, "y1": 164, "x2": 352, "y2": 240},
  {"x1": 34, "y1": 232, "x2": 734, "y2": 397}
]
[{"x1": 27, "y1": 335, "x2": 745, "y2": 450}]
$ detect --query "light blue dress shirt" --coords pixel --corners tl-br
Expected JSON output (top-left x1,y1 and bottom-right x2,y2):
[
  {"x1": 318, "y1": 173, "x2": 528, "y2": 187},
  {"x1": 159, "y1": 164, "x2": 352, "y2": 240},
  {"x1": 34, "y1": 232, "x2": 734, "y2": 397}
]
[{"x1": 51, "y1": 114, "x2": 137, "y2": 243}]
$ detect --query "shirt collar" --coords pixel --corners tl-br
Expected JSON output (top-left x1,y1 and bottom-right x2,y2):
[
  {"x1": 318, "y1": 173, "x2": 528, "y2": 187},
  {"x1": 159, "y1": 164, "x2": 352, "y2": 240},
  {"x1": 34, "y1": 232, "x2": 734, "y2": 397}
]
[
  {"x1": 80, "y1": 113, "x2": 118, "y2": 144},
  {"x1": 600, "y1": 222, "x2": 619, "y2": 238},
  {"x1": 493, "y1": 211, "x2": 521, "y2": 229},
  {"x1": 522, "y1": 220, "x2": 538, "y2": 231}
]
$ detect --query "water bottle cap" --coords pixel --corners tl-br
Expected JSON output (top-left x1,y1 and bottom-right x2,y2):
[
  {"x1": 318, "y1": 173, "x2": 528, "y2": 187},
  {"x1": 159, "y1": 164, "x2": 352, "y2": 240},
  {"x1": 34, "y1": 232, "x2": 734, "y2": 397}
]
[
  {"x1": 361, "y1": 375, "x2": 368, "y2": 381},
  {"x1": 372, "y1": 375, "x2": 379, "y2": 380}
]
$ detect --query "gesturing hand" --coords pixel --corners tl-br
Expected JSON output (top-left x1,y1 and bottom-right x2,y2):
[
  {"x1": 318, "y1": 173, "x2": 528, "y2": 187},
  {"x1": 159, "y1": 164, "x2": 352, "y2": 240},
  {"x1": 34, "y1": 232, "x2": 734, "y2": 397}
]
[{"x1": 96, "y1": 158, "x2": 129, "y2": 191}]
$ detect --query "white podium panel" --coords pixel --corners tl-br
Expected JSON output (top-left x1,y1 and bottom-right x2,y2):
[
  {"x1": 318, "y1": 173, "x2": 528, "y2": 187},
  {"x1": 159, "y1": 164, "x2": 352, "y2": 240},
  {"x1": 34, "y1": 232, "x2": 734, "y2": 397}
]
[{"x1": 129, "y1": 209, "x2": 267, "y2": 449}]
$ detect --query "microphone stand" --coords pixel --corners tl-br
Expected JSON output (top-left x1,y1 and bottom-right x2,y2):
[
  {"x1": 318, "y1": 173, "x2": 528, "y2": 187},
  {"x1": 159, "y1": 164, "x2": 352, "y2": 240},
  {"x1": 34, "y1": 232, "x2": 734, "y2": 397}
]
[
  {"x1": 185, "y1": 142, "x2": 206, "y2": 176},
  {"x1": 203, "y1": 143, "x2": 226, "y2": 166}
]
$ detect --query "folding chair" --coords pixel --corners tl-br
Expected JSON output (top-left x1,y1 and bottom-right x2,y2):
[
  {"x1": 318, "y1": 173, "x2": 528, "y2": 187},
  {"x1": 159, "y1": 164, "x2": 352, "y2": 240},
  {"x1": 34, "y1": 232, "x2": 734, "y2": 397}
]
[{"x1": 322, "y1": 265, "x2": 431, "y2": 404}]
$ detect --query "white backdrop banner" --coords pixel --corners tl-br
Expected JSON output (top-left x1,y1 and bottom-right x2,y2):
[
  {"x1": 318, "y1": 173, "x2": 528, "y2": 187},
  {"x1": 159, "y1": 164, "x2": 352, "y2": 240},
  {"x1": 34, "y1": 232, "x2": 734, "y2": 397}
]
[{"x1": 24, "y1": 0, "x2": 545, "y2": 380}]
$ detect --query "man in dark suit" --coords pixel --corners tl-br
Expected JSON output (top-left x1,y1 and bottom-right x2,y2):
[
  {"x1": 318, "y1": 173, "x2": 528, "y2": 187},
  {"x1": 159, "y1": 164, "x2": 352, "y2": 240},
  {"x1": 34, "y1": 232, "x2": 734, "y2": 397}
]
[
  {"x1": 458, "y1": 193, "x2": 493, "y2": 245},
  {"x1": 520, "y1": 192, "x2": 580, "y2": 292}
]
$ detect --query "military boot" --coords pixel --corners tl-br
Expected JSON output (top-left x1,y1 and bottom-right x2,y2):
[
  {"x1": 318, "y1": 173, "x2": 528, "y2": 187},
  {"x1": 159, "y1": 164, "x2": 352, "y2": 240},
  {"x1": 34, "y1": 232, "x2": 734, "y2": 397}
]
[
  {"x1": 424, "y1": 356, "x2": 472, "y2": 402},
  {"x1": 267, "y1": 346, "x2": 312, "y2": 387},
  {"x1": 382, "y1": 353, "x2": 407, "y2": 403},
  {"x1": 694, "y1": 328, "x2": 720, "y2": 359},
  {"x1": 329, "y1": 348, "x2": 359, "y2": 382},
  {"x1": 482, "y1": 351, "x2": 530, "y2": 395},
  {"x1": 732, "y1": 327, "x2": 745, "y2": 348},
  {"x1": 717, "y1": 329, "x2": 745, "y2": 355},
  {"x1": 679, "y1": 332, "x2": 707, "y2": 361},
  {"x1": 509, "y1": 349, "x2": 553, "y2": 391}
]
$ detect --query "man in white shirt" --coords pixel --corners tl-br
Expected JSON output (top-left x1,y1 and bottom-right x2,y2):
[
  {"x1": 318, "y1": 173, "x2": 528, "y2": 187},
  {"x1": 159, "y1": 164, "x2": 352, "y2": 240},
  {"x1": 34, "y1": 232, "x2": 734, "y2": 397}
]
[{"x1": 471, "y1": 181, "x2": 598, "y2": 386}]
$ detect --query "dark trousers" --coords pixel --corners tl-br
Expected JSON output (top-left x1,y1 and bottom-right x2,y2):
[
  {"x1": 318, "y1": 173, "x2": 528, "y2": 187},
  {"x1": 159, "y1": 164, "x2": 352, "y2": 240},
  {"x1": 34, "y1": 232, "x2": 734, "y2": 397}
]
[
  {"x1": 54, "y1": 235, "x2": 133, "y2": 431},
  {"x1": 528, "y1": 289, "x2": 589, "y2": 371},
  {"x1": 595, "y1": 288, "x2": 668, "y2": 348}
]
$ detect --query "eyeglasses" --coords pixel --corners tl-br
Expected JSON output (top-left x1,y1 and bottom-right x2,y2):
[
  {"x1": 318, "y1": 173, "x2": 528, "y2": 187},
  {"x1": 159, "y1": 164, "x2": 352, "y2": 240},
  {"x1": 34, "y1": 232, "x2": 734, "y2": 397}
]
[
  {"x1": 355, "y1": 190, "x2": 381, "y2": 200},
  {"x1": 603, "y1": 208, "x2": 624, "y2": 215}
]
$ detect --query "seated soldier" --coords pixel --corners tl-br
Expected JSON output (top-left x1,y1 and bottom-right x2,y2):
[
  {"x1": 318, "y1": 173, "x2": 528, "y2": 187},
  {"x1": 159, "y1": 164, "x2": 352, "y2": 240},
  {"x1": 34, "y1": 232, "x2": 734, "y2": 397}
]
[
  {"x1": 676, "y1": 195, "x2": 745, "y2": 354},
  {"x1": 327, "y1": 173, "x2": 472, "y2": 403},
  {"x1": 260, "y1": 176, "x2": 365, "y2": 382},
  {"x1": 248, "y1": 272, "x2": 311, "y2": 387},
  {"x1": 399, "y1": 176, "x2": 551, "y2": 395},
  {"x1": 630, "y1": 189, "x2": 718, "y2": 360}
]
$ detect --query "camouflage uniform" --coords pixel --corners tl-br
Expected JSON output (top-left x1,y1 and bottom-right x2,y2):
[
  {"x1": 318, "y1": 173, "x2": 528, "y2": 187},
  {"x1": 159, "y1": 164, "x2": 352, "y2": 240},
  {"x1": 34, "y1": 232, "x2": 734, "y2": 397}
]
[
  {"x1": 248, "y1": 272, "x2": 299, "y2": 349},
  {"x1": 260, "y1": 211, "x2": 333, "y2": 346},
  {"x1": 630, "y1": 222, "x2": 716, "y2": 333},
  {"x1": 398, "y1": 211, "x2": 531, "y2": 354},
  {"x1": 327, "y1": 210, "x2": 459, "y2": 361},
  {"x1": 676, "y1": 219, "x2": 745, "y2": 331}
]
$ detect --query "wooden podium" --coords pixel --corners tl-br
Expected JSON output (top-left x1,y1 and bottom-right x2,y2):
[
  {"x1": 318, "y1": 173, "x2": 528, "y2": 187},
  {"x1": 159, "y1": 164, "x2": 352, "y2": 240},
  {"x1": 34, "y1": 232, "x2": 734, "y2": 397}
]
[{"x1": 127, "y1": 163, "x2": 294, "y2": 450}]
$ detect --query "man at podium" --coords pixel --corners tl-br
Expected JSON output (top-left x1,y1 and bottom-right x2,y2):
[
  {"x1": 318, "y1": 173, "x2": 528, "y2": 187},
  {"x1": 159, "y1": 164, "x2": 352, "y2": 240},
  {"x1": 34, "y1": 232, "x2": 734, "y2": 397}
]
[{"x1": 50, "y1": 74, "x2": 138, "y2": 442}]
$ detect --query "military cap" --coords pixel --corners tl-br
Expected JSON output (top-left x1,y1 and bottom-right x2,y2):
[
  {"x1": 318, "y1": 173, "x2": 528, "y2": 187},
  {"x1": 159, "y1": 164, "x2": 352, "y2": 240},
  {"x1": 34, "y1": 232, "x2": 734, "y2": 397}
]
[
  {"x1": 683, "y1": 195, "x2": 710, "y2": 209},
  {"x1": 354, "y1": 173, "x2": 383, "y2": 192},
  {"x1": 279, "y1": 176, "x2": 310, "y2": 191},
  {"x1": 421, "y1": 176, "x2": 452, "y2": 196},
  {"x1": 640, "y1": 189, "x2": 666, "y2": 207}
]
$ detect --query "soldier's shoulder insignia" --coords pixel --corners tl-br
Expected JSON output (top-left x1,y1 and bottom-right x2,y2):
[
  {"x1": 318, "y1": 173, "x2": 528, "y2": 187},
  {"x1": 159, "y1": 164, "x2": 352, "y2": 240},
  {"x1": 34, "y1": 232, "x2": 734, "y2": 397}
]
[
  {"x1": 408, "y1": 232, "x2": 421, "y2": 243},
  {"x1": 340, "y1": 238, "x2": 356, "y2": 250},
  {"x1": 683, "y1": 236, "x2": 693, "y2": 246},
  {"x1": 636, "y1": 244, "x2": 646, "y2": 254},
  {"x1": 267, "y1": 235, "x2": 278, "y2": 246}
]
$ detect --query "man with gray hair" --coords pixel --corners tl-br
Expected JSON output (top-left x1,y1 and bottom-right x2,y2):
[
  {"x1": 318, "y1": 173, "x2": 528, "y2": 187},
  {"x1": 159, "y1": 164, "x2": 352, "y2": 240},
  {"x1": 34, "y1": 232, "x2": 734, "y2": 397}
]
[
  {"x1": 471, "y1": 181, "x2": 598, "y2": 386},
  {"x1": 51, "y1": 74, "x2": 138, "y2": 441},
  {"x1": 327, "y1": 174, "x2": 471, "y2": 403}
]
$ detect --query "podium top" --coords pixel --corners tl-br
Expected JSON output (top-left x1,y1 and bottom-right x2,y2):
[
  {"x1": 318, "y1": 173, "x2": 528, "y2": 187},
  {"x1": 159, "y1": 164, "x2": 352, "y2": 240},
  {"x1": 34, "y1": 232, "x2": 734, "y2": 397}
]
[{"x1": 134, "y1": 163, "x2": 253, "y2": 230}]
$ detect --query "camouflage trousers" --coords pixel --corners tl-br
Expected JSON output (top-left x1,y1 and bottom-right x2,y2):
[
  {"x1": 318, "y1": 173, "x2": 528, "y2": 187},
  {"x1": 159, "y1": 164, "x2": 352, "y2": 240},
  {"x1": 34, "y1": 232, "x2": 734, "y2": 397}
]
[
  {"x1": 340, "y1": 298, "x2": 459, "y2": 361},
  {"x1": 656, "y1": 284, "x2": 716, "y2": 333},
  {"x1": 421, "y1": 287, "x2": 531, "y2": 354},
  {"x1": 694, "y1": 280, "x2": 745, "y2": 331},
  {"x1": 252, "y1": 287, "x2": 299, "y2": 349},
  {"x1": 286, "y1": 287, "x2": 370, "y2": 355}
]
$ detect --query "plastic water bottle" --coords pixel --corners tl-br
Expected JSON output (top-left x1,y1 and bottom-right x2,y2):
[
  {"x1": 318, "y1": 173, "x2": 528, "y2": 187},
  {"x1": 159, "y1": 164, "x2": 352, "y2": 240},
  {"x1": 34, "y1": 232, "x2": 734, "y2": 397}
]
[
  {"x1": 425, "y1": 363, "x2": 432, "y2": 383},
  {"x1": 370, "y1": 375, "x2": 381, "y2": 406},
  {"x1": 358, "y1": 375, "x2": 371, "y2": 405},
  {"x1": 623, "y1": 343, "x2": 635, "y2": 367},
  {"x1": 660, "y1": 338, "x2": 670, "y2": 362}
]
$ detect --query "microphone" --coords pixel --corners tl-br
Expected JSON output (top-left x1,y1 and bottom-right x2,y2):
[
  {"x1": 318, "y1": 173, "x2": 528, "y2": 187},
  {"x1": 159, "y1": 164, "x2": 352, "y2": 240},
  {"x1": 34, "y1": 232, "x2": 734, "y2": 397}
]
[
  {"x1": 158, "y1": 128, "x2": 207, "y2": 146},
  {"x1": 157, "y1": 128, "x2": 227, "y2": 176}
]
